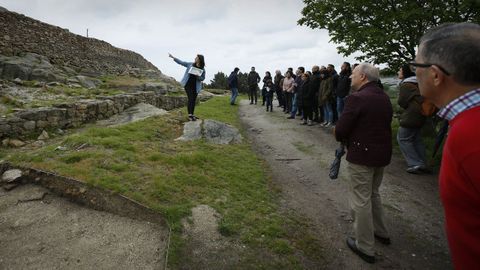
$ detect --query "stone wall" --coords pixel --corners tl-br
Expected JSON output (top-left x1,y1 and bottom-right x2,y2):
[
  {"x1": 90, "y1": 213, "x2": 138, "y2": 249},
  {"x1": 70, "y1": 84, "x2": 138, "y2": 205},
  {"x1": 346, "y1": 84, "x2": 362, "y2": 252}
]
[
  {"x1": 0, "y1": 92, "x2": 188, "y2": 139},
  {"x1": 0, "y1": 7, "x2": 159, "y2": 77}
]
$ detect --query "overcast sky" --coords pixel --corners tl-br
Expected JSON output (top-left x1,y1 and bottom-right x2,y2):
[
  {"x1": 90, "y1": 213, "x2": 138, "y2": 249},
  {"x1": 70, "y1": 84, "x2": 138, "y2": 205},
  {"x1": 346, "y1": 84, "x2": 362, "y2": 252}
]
[{"x1": 0, "y1": 0, "x2": 360, "y2": 82}]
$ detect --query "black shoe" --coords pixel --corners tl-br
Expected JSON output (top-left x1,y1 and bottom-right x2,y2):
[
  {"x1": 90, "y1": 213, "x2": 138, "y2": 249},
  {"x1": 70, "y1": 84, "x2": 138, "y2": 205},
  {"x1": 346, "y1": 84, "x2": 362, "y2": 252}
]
[
  {"x1": 374, "y1": 234, "x2": 391, "y2": 245},
  {"x1": 188, "y1": 115, "x2": 196, "y2": 121},
  {"x1": 406, "y1": 165, "x2": 422, "y2": 174},
  {"x1": 346, "y1": 237, "x2": 375, "y2": 264},
  {"x1": 287, "y1": 116, "x2": 295, "y2": 119}
]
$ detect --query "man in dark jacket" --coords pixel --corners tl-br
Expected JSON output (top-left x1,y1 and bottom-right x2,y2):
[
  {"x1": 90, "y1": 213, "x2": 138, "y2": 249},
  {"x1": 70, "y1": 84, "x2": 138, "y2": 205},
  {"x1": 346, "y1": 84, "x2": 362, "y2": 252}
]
[
  {"x1": 335, "y1": 62, "x2": 352, "y2": 116},
  {"x1": 310, "y1": 66, "x2": 322, "y2": 122},
  {"x1": 247, "y1": 67, "x2": 261, "y2": 104},
  {"x1": 334, "y1": 63, "x2": 393, "y2": 264},
  {"x1": 228, "y1": 67, "x2": 240, "y2": 105},
  {"x1": 274, "y1": 70, "x2": 285, "y2": 108}
]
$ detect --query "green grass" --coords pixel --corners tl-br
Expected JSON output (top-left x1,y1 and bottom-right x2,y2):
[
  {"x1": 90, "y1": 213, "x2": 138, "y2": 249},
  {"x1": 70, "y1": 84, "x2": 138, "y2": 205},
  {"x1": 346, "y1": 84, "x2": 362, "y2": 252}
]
[{"x1": 5, "y1": 96, "x2": 326, "y2": 269}]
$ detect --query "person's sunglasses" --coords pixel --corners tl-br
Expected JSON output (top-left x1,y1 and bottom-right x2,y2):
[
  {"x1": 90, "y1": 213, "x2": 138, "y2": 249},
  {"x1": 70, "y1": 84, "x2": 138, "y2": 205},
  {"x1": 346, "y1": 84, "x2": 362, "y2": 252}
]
[{"x1": 409, "y1": 62, "x2": 451, "y2": 76}]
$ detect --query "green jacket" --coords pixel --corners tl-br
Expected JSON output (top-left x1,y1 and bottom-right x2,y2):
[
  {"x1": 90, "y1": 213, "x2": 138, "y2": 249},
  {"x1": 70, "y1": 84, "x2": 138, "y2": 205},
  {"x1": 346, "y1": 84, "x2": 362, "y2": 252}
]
[{"x1": 319, "y1": 76, "x2": 333, "y2": 106}]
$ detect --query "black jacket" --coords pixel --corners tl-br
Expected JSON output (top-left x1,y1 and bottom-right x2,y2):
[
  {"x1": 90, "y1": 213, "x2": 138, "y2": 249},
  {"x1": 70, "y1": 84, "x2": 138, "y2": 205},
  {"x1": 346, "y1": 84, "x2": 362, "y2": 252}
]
[
  {"x1": 228, "y1": 72, "x2": 238, "y2": 88},
  {"x1": 247, "y1": 71, "x2": 261, "y2": 86},
  {"x1": 336, "y1": 71, "x2": 351, "y2": 98},
  {"x1": 274, "y1": 74, "x2": 284, "y2": 91}
]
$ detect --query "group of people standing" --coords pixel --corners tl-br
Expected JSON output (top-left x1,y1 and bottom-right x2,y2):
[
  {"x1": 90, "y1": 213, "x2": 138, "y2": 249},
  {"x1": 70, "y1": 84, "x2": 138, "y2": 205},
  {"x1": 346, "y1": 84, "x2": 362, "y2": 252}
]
[
  {"x1": 171, "y1": 22, "x2": 480, "y2": 269},
  {"x1": 232, "y1": 63, "x2": 353, "y2": 128}
]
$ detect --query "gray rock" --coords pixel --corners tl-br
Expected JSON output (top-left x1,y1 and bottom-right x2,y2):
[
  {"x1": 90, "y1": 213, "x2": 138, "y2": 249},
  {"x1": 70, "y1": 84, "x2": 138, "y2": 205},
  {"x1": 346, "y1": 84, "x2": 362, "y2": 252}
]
[
  {"x1": 75, "y1": 75, "x2": 101, "y2": 89},
  {"x1": 143, "y1": 82, "x2": 167, "y2": 95},
  {"x1": 97, "y1": 103, "x2": 167, "y2": 127},
  {"x1": 37, "y1": 130, "x2": 49, "y2": 140},
  {"x1": 23, "y1": 120, "x2": 36, "y2": 131},
  {"x1": 198, "y1": 91, "x2": 214, "y2": 102},
  {"x1": 0, "y1": 53, "x2": 65, "y2": 82},
  {"x1": 13, "y1": 78, "x2": 23, "y2": 84},
  {"x1": 32, "y1": 140, "x2": 46, "y2": 148},
  {"x1": 203, "y1": 119, "x2": 242, "y2": 144},
  {"x1": 2, "y1": 169, "x2": 22, "y2": 183},
  {"x1": 4, "y1": 138, "x2": 26, "y2": 148},
  {"x1": 175, "y1": 120, "x2": 203, "y2": 142}
]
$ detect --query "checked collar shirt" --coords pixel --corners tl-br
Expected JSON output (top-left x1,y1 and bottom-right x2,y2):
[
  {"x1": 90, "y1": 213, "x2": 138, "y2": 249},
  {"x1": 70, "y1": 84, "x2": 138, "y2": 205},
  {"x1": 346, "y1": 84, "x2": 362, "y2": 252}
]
[{"x1": 438, "y1": 88, "x2": 480, "y2": 121}]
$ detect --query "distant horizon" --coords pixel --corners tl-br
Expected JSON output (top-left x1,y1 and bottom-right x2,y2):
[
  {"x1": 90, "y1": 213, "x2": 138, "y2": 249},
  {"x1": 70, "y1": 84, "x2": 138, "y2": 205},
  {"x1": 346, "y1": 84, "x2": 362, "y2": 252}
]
[{"x1": 0, "y1": 0, "x2": 363, "y2": 83}]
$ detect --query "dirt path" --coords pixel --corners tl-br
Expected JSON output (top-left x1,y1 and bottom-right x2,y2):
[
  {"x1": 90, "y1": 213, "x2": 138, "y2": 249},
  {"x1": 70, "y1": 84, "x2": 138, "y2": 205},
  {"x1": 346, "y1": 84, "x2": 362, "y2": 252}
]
[
  {"x1": 0, "y1": 184, "x2": 167, "y2": 269},
  {"x1": 239, "y1": 99, "x2": 451, "y2": 269}
]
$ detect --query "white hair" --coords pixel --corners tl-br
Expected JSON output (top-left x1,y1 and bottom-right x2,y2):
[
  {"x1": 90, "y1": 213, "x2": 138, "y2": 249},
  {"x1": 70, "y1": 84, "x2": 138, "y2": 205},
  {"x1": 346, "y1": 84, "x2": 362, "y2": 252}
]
[{"x1": 357, "y1": 63, "x2": 380, "y2": 82}]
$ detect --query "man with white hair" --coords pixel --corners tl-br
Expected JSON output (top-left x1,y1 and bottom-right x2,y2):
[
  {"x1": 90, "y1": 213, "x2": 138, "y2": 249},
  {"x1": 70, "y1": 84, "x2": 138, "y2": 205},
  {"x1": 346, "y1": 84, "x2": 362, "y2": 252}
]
[
  {"x1": 334, "y1": 63, "x2": 393, "y2": 264},
  {"x1": 413, "y1": 22, "x2": 480, "y2": 269}
]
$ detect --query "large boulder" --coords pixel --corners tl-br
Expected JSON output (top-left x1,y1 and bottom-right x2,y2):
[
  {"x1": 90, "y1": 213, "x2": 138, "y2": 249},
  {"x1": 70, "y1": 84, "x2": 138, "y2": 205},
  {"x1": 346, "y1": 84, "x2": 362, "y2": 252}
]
[
  {"x1": 73, "y1": 75, "x2": 102, "y2": 89},
  {"x1": 175, "y1": 121, "x2": 202, "y2": 141},
  {"x1": 0, "y1": 53, "x2": 66, "y2": 82},
  {"x1": 203, "y1": 119, "x2": 242, "y2": 144},
  {"x1": 175, "y1": 119, "x2": 242, "y2": 144}
]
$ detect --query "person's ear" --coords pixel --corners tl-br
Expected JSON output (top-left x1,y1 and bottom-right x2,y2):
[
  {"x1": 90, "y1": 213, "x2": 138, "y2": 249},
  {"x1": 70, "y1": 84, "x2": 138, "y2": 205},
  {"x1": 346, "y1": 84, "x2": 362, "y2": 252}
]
[{"x1": 430, "y1": 65, "x2": 445, "y2": 87}]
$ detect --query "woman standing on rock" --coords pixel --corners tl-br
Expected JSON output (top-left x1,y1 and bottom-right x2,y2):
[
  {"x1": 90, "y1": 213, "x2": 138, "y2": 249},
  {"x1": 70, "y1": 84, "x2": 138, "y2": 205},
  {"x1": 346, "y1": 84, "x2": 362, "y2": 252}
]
[{"x1": 169, "y1": 53, "x2": 206, "y2": 121}]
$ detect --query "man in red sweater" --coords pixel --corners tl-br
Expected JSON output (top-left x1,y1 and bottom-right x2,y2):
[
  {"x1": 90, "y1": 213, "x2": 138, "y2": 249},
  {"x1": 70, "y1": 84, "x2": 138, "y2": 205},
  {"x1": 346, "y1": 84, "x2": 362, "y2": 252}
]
[{"x1": 412, "y1": 23, "x2": 480, "y2": 269}]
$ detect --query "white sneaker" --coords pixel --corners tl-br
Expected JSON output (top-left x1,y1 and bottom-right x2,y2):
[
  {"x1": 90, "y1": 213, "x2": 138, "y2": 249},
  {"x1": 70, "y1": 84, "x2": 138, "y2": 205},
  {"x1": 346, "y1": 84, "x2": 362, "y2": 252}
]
[{"x1": 324, "y1": 122, "x2": 331, "y2": 127}]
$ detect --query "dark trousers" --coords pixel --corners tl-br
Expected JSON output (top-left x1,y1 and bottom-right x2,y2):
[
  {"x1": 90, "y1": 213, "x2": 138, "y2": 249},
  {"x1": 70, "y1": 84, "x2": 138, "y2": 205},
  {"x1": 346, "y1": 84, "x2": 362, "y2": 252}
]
[
  {"x1": 249, "y1": 85, "x2": 257, "y2": 104},
  {"x1": 285, "y1": 92, "x2": 293, "y2": 112},
  {"x1": 303, "y1": 105, "x2": 313, "y2": 121},
  {"x1": 313, "y1": 96, "x2": 319, "y2": 121},
  {"x1": 185, "y1": 86, "x2": 198, "y2": 115},
  {"x1": 261, "y1": 88, "x2": 267, "y2": 105},
  {"x1": 275, "y1": 86, "x2": 284, "y2": 107},
  {"x1": 266, "y1": 93, "x2": 273, "y2": 111}
]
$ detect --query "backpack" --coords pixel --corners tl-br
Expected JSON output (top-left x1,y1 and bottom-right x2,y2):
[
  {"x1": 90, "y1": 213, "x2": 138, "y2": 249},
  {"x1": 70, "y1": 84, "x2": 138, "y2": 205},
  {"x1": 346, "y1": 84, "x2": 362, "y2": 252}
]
[{"x1": 420, "y1": 98, "x2": 437, "y2": 116}]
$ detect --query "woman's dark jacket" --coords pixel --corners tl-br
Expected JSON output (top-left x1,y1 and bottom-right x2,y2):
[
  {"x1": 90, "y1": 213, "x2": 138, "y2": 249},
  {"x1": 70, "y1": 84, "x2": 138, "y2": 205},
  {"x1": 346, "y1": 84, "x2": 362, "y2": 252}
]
[
  {"x1": 301, "y1": 78, "x2": 314, "y2": 108},
  {"x1": 397, "y1": 77, "x2": 426, "y2": 128}
]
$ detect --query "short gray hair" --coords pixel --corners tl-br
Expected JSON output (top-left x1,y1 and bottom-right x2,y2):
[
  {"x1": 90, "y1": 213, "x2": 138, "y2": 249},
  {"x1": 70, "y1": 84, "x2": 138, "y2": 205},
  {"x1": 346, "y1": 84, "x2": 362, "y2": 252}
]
[
  {"x1": 357, "y1": 63, "x2": 380, "y2": 82},
  {"x1": 419, "y1": 22, "x2": 480, "y2": 85}
]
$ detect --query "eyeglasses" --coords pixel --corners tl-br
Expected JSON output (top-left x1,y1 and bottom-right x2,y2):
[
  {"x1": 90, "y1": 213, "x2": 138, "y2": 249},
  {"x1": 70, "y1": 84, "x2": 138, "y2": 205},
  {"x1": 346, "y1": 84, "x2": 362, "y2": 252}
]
[{"x1": 409, "y1": 62, "x2": 450, "y2": 76}]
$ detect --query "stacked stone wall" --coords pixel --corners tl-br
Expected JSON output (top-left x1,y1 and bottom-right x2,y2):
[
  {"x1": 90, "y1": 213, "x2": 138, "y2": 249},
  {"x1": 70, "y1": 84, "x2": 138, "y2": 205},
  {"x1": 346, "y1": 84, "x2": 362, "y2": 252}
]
[
  {"x1": 0, "y1": 7, "x2": 159, "y2": 76},
  {"x1": 0, "y1": 92, "x2": 189, "y2": 139}
]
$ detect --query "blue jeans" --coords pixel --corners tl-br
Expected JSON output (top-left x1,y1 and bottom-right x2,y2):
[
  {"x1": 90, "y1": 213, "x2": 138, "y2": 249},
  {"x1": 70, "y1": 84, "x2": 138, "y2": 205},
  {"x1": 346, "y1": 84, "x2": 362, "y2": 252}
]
[
  {"x1": 230, "y1": 88, "x2": 238, "y2": 104},
  {"x1": 323, "y1": 103, "x2": 333, "y2": 123},
  {"x1": 290, "y1": 93, "x2": 298, "y2": 117},
  {"x1": 397, "y1": 127, "x2": 426, "y2": 167},
  {"x1": 337, "y1": 96, "x2": 345, "y2": 117}
]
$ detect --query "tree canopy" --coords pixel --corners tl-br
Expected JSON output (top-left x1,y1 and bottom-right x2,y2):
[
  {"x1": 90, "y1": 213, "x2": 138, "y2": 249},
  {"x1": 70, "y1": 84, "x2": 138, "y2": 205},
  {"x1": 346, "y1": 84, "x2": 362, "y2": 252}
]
[
  {"x1": 205, "y1": 71, "x2": 250, "y2": 93},
  {"x1": 298, "y1": 0, "x2": 480, "y2": 70}
]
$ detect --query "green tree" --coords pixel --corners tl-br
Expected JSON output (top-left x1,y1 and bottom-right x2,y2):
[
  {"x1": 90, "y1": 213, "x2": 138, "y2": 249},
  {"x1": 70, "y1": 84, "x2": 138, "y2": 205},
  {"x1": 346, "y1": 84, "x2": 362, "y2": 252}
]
[
  {"x1": 298, "y1": 0, "x2": 480, "y2": 70},
  {"x1": 206, "y1": 71, "x2": 228, "y2": 89},
  {"x1": 237, "y1": 72, "x2": 249, "y2": 93}
]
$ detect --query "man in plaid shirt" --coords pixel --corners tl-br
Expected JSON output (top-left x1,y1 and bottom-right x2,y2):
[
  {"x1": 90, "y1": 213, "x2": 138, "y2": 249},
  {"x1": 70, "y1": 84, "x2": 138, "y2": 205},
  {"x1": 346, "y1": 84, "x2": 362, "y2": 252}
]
[{"x1": 412, "y1": 22, "x2": 480, "y2": 269}]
